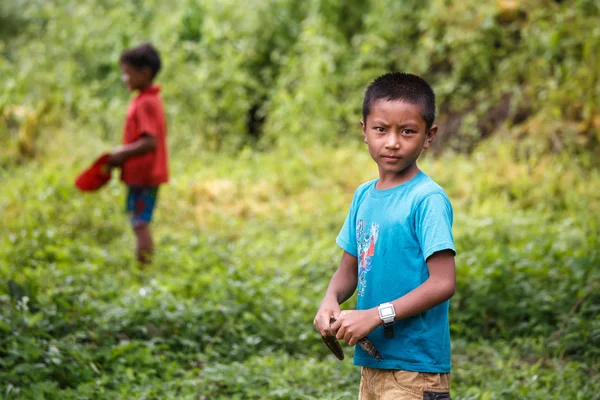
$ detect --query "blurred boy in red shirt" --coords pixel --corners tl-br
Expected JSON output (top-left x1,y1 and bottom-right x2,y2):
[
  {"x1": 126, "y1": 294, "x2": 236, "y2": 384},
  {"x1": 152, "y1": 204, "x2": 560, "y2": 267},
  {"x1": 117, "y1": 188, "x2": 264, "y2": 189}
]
[{"x1": 108, "y1": 43, "x2": 169, "y2": 265}]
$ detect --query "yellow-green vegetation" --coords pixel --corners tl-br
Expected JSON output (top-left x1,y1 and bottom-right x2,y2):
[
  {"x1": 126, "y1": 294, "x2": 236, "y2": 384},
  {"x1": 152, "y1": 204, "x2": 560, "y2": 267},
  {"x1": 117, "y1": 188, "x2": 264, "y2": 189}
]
[
  {"x1": 2, "y1": 141, "x2": 599, "y2": 399},
  {"x1": 1, "y1": 0, "x2": 599, "y2": 399},
  {"x1": 2, "y1": 0, "x2": 600, "y2": 160}
]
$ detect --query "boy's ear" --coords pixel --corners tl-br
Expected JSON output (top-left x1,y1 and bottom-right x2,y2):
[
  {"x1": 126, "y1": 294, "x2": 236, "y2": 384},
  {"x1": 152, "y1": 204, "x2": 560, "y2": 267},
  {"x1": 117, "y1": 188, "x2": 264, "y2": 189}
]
[
  {"x1": 142, "y1": 66, "x2": 153, "y2": 81},
  {"x1": 423, "y1": 124, "x2": 438, "y2": 149},
  {"x1": 360, "y1": 119, "x2": 367, "y2": 143}
]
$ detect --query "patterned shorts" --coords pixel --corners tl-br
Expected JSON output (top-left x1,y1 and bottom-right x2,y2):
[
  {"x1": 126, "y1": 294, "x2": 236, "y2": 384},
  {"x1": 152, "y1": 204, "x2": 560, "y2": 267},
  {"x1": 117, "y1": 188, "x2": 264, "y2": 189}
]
[{"x1": 126, "y1": 186, "x2": 159, "y2": 227}]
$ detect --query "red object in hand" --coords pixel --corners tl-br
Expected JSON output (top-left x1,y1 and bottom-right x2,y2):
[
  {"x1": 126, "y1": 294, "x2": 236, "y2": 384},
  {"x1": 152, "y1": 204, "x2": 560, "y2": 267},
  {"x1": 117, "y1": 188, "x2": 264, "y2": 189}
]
[{"x1": 74, "y1": 153, "x2": 112, "y2": 192}]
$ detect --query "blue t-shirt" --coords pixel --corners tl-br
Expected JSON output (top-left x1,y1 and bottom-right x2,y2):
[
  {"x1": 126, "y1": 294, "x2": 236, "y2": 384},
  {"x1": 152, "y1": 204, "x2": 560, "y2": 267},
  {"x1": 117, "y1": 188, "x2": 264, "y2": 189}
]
[{"x1": 336, "y1": 171, "x2": 455, "y2": 372}]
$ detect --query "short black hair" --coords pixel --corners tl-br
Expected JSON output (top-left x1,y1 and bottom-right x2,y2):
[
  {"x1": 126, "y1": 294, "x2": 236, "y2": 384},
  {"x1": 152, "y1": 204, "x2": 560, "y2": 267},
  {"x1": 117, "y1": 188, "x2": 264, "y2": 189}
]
[
  {"x1": 362, "y1": 72, "x2": 436, "y2": 129},
  {"x1": 120, "y1": 43, "x2": 162, "y2": 79}
]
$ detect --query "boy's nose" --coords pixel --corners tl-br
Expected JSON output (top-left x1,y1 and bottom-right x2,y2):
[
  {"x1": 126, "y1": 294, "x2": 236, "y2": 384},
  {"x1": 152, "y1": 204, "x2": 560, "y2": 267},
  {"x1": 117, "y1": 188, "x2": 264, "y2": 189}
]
[{"x1": 385, "y1": 133, "x2": 401, "y2": 148}]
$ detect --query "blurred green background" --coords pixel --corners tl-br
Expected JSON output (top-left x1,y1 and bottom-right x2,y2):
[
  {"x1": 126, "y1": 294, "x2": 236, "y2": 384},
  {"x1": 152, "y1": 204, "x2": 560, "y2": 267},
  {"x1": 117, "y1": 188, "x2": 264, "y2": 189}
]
[{"x1": 1, "y1": 0, "x2": 599, "y2": 399}]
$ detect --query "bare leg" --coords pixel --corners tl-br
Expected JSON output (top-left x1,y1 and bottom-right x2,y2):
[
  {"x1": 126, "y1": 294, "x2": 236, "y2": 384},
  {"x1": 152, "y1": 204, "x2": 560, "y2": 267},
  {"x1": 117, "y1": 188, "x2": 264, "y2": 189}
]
[{"x1": 133, "y1": 223, "x2": 154, "y2": 265}]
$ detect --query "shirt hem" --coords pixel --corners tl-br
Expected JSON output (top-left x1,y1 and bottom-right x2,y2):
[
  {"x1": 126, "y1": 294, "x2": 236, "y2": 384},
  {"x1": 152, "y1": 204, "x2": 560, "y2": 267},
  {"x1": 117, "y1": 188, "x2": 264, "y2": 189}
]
[
  {"x1": 423, "y1": 243, "x2": 456, "y2": 261},
  {"x1": 354, "y1": 357, "x2": 451, "y2": 373},
  {"x1": 336, "y1": 237, "x2": 357, "y2": 257},
  {"x1": 121, "y1": 178, "x2": 168, "y2": 187}
]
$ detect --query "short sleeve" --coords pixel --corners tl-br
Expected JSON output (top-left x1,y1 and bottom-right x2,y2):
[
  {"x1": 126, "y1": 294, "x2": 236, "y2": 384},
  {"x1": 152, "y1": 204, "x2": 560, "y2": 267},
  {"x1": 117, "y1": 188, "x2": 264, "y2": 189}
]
[
  {"x1": 336, "y1": 193, "x2": 359, "y2": 257},
  {"x1": 414, "y1": 193, "x2": 455, "y2": 261},
  {"x1": 136, "y1": 99, "x2": 160, "y2": 137}
]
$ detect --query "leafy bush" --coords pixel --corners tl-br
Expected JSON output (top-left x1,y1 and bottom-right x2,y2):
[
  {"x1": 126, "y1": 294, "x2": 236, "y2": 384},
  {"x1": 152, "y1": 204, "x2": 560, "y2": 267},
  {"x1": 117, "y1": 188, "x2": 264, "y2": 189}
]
[
  {"x1": 1, "y1": 0, "x2": 599, "y2": 162},
  {"x1": 1, "y1": 0, "x2": 599, "y2": 398},
  {"x1": 1, "y1": 139, "x2": 599, "y2": 398}
]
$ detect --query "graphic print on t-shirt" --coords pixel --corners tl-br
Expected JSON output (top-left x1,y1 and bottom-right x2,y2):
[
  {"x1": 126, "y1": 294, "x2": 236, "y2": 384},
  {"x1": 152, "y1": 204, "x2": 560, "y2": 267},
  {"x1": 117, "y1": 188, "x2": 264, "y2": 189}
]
[{"x1": 356, "y1": 220, "x2": 380, "y2": 297}]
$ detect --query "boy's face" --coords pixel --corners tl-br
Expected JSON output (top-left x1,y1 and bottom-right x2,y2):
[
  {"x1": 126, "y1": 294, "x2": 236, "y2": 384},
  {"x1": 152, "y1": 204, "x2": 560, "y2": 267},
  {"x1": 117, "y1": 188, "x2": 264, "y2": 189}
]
[
  {"x1": 121, "y1": 63, "x2": 152, "y2": 92},
  {"x1": 361, "y1": 99, "x2": 437, "y2": 186}
]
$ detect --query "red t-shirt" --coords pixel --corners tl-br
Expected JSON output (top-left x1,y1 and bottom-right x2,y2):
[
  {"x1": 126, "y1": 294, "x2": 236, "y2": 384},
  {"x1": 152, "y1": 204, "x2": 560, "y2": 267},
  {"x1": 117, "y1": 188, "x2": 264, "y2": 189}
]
[{"x1": 120, "y1": 85, "x2": 169, "y2": 186}]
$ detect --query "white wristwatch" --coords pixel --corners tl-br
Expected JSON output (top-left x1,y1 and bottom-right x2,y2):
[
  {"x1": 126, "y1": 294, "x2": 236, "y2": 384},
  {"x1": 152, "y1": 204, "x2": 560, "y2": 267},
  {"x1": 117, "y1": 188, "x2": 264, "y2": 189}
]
[{"x1": 378, "y1": 302, "x2": 395, "y2": 338}]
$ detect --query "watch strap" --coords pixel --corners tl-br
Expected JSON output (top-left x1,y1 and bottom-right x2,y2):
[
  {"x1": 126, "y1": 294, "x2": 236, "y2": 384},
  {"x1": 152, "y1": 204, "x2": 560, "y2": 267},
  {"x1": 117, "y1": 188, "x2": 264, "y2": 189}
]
[
  {"x1": 379, "y1": 302, "x2": 395, "y2": 339},
  {"x1": 383, "y1": 321, "x2": 394, "y2": 338}
]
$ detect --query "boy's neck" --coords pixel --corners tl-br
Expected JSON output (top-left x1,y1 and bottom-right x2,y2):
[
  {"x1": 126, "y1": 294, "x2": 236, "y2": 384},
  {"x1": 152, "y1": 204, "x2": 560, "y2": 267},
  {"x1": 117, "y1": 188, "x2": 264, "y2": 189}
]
[
  {"x1": 376, "y1": 164, "x2": 420, "y2": 190},
  {"x1": 136, "y1": 82, "x2": 154, "y2": 93}
]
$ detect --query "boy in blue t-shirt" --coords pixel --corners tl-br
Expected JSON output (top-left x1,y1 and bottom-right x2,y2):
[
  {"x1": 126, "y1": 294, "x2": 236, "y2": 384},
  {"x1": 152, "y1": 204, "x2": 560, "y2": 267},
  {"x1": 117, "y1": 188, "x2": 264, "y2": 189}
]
[{"x1": 314, "y1": 72, "x2": 456, "y2": 399}]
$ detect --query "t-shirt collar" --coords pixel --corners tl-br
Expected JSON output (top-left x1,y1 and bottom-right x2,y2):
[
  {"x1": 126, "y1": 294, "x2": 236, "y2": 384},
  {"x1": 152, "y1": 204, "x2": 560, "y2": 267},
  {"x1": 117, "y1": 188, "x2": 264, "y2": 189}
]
[
  {"x1": 370, "y1": 171, "x2": 425, "y2": 198},
  {"x1": 139, "y1": 85, "x2": 160, "y2": 95}
]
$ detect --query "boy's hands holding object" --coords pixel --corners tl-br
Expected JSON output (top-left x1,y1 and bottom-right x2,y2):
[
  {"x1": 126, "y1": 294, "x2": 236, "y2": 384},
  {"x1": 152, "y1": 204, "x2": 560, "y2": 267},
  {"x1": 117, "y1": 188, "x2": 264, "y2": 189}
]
[
  {"x1": 332, "y1": 309, "x2": 380, "y2": 346},
  {"x1": 314, "y1": 297, "x2": 341, "y2": 338},
  {"x1": 314, "y1": 301, "x2": 383, "y2": 360},
  {"x1": 73, "y1": 141, "x2": 142, "y2": 192},
  {"x1": 321, "y1": 315, "x2": 383, "y2": 361},
  {"x1": 74, "y1": 153, "x2": 112, "y2": 192},
  {"x1": 315, "y1": 299, "x2": 345, "y2": 360}
]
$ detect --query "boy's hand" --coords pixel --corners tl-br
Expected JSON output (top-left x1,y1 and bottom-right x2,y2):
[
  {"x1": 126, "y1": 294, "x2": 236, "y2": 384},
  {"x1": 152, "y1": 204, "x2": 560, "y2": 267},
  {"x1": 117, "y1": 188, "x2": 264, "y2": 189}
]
[
  {"x1": 332, "y1": 309, "x2": 380, "y2": 346},
  {"x1": 313, "y1": 297, "x2": 341, "y2": 337},
  {"x1": 107, "y1": 135, "x2": 157, "y2": 167},
  {"x1": 107, "y1": 147, "x2": 127, "y2": 167}
]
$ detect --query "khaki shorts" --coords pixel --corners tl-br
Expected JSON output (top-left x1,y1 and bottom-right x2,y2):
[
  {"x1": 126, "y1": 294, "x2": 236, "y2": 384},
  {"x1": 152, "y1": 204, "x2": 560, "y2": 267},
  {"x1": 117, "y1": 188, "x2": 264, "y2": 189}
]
[{"x1": 358, "y1": 367, "x2": 451, "y2": 400}]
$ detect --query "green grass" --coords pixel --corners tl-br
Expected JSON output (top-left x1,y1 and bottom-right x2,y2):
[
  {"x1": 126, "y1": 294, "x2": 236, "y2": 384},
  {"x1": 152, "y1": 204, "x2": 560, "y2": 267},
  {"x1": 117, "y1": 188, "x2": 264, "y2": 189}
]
[
  {"x1": 1, "y1": 136, "x2": 599, "y2": 399},
  {"x1": 2, "y1": 0, "x2": 599, "y2": 397}
]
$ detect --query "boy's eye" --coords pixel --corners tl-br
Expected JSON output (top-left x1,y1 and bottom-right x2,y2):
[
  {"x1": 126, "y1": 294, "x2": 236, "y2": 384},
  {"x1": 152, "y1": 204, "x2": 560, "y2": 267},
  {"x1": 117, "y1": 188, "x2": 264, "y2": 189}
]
[
  {"x1": 402, "y1": 129, "x2": 416, "y2": 135},
  {"x1": 374, "y1": 127, "x2": 385, "y2": 133}
]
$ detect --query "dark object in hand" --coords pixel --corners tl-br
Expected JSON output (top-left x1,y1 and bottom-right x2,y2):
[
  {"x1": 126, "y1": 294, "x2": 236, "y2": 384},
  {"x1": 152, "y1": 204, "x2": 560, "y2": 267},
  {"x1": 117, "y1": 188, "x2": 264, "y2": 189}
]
[
  {"x1": 357, "y1": 336, "x2": 383, "y2": 361},
  {"x1": 321, "y1": 317, "x2": 383, "y2": 361},
  {"x1": 322, "y1": 334, "x2": 345, "y2": 360}
]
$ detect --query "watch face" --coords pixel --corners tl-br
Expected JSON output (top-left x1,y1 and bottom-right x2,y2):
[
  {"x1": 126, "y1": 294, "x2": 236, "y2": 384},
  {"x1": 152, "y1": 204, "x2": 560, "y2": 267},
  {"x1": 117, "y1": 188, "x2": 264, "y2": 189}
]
[{"x1": 380, "y1": 306, "x2": 394, "y2": 318}]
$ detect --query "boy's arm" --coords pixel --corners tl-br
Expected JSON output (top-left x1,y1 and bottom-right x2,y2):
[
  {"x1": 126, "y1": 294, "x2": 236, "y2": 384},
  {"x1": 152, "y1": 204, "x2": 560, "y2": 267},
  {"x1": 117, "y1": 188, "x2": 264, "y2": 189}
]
[
  {"x1": 387, "y1": 249, "x2": 455, "y2": 319},
  {"x1": 333, "y1": 250, "x2": 455, "y2": 345},
  {"x1": 108, "y1": 133, "x2": 157, "y2": 166},
  {"x1": 313, "y1": 251, "x2": 358, "y2": 337}
]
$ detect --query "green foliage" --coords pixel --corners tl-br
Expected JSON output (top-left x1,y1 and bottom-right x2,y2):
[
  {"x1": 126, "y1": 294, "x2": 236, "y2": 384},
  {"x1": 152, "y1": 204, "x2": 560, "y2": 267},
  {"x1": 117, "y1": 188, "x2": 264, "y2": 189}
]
[
  {"x1": 1, "y1": 139, "x2": 600, "y2": 398},
  {"x1": 1, "y1": 0, "x2": 599, "y2": 398},
  {"x1": 1, "y1": 0, "x2": 599, "y2": 162}
]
